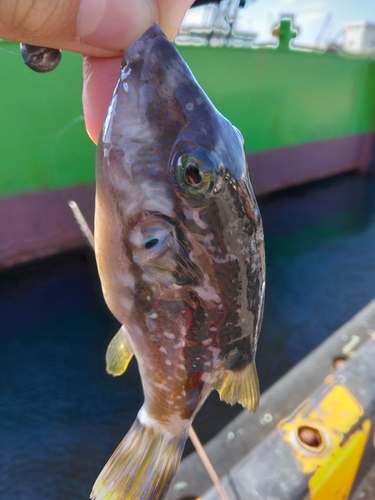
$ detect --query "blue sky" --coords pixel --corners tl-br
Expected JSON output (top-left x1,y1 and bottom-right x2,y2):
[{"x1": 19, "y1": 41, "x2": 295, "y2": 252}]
[{"x1": 238, "y1": 0, "x2": 375, "y2": 48}]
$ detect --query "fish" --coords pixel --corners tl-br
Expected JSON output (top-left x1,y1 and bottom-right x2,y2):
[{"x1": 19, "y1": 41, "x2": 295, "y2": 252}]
[{"x1": 92, "y1": 24, "x2": 265, "y2": 500}]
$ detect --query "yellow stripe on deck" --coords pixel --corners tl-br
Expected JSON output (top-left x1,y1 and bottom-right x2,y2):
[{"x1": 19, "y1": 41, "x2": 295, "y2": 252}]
[{"x1": 278, "y1": 379, "x2": 371, "y2": 500}]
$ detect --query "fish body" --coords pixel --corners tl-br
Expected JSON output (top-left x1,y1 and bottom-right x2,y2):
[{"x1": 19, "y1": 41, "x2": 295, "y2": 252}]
[{"x1": 93, "y1": 24, "x2": 265, "y2": 500}]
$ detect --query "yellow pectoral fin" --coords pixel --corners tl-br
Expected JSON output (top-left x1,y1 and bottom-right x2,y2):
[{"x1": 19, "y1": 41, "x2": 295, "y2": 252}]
[
  {"x1": 216, "y1": 362, "x2": 260, "y2": 414},
  {"x1": 106, "y1": 326, "x2": 134, "y2": 376}
]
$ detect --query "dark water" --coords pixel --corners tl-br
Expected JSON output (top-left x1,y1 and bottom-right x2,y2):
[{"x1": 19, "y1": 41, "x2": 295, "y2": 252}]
[{"x1": 1, "y1": 172, "x2": 375, "y2": 499}]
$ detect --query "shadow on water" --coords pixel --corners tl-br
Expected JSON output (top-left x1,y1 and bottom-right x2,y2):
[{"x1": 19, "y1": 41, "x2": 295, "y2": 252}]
[{"x1": 1, "y1": 171, "x2": 375, "y2": 498}]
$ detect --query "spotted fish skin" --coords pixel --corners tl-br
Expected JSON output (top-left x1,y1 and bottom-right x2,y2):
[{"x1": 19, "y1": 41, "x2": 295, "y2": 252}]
[{"x1": 92, "y1": 24, "x2": 265, "y2": 500}]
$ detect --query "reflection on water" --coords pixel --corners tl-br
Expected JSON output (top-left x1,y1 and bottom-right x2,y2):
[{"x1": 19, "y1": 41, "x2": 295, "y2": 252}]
[{"x1": 1, "y1": 172, "x2": 375, "y2": 499}]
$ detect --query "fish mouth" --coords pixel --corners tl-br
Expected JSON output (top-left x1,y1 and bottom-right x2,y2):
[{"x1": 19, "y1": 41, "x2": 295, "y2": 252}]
[
  {"x1": 128, "y1": 214, "x2": 203, "y2": 288},
  {"x1": 123, "y1": 24, "x2": 167, "y2": 65}
]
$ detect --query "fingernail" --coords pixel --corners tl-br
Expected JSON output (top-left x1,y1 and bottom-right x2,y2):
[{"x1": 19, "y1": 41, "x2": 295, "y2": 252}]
[
  {"x1": 78, "y1": 0, "x2": 106, "y2": 43},
  {"x1": 78, "y1": 0, "x2": 153, "y2": 52}
]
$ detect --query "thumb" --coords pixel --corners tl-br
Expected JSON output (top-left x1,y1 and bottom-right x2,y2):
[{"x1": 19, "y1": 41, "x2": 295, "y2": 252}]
[
  {"x1": 0, "y1": 0, "x2": 112, "y2": 57},
  {"x1": 0, "y1": 0, "x2": 192, "y2": 57}
]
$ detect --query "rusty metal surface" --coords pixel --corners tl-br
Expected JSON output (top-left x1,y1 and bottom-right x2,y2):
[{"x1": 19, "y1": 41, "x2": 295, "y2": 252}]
[{"x1": 168, "y1": 298, "x2": 375, "y2": 500}]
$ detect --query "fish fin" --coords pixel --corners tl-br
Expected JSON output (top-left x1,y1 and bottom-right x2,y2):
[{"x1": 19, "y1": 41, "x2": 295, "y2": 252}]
[
  {"x1": 105, "y1": 326, "x2": 134, "y2": 377},
  {"x1": 215, "y1": 362, "x2": 260, "y2": 413},
  {"x1": 91, "y1": 409, "x2": 188, "y2": 500}
]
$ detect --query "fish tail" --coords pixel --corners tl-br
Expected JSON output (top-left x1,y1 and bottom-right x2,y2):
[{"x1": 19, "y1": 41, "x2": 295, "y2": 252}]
[{"x1": 91, "y1": 408, "x2": 188, "y2": 500}]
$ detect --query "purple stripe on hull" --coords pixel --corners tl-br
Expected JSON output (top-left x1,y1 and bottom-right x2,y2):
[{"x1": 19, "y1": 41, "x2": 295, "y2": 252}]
[
  {"x1": 247, "y1": 133, "x2": 374, "y2": 195},
  {"x1": 0, "y1": 184, "x2": 95, "y2": 270},
  {"x1": 0, "y1": 133, "x2": 374, "y2": 269}
]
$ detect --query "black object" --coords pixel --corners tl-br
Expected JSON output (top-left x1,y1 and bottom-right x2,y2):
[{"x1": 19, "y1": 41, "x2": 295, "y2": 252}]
[{"x1": 20, "y1": 44, "x2": 62, "y2": 72}]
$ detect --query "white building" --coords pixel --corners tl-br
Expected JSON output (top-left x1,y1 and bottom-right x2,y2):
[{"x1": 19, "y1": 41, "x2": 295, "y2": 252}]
[
  {"x1": 342, "y1": 22, "x2": 375, "y2": 55},
  {"x1": 176, "y1": 0, "x2": 257, "y2": 47}
]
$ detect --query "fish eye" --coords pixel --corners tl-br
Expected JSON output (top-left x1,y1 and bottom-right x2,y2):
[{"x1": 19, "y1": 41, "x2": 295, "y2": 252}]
[
  {"x1": 143, "y1": 237, "x2": 159, "y2": 249},
  {"x1": 175, "y1": 152, "x2": 214, "y2": 196},
  {"x1": 185, "y1": 163, "x2": 202, "y2": 186}
]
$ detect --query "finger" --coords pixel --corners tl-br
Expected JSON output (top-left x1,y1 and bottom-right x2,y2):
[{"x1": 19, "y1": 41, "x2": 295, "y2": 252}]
[
  {"x1": 82, "y1": 0, "x2": 195, "y2": 143},
  {"x1": 157, "y1": 0, "x2": 196, "y2": 40},
  {"x1": 0, "y1": 0, "x2": 111, "y2": 57},
  {"x1": 78, "y1": 0, "x2": 195, "y2": 51},
  {"x1": 0, "y1": 0, "x2": 192, "y2": 58},
  {"x1": 82, "y1": 57, "x2": 122, "y2": 143}
]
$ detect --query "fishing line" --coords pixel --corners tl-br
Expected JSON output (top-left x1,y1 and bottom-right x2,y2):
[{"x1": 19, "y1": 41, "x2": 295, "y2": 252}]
[{"x1": 0, "y1": 44, "x2": 21, "y2": 56}]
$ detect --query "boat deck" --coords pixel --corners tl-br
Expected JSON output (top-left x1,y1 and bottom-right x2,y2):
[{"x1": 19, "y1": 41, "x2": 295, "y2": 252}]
[{"x1": 352, "y1": 461, "x2": 375, "y2": 499}]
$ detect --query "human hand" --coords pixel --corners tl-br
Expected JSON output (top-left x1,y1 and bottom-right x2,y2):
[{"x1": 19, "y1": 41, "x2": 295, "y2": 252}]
[{"x1": 0, "y1": 0, "x2": 195, "y2": 143}]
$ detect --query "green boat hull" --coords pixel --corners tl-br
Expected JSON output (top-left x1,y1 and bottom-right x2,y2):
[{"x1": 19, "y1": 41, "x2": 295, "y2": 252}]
[{"x1": 1, "y1": 41, "x2": 374, "y2": 268}]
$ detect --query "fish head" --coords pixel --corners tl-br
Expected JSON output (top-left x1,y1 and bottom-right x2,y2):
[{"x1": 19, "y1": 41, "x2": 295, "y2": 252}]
[{"x1": 95, "y1": 25, "x2": 264, "y2": 366}]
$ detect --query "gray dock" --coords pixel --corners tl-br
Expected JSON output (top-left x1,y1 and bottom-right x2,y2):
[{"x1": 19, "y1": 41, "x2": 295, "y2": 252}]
[{"x1": 167, "y1": 298, "x2": 375, "y2": 500}]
